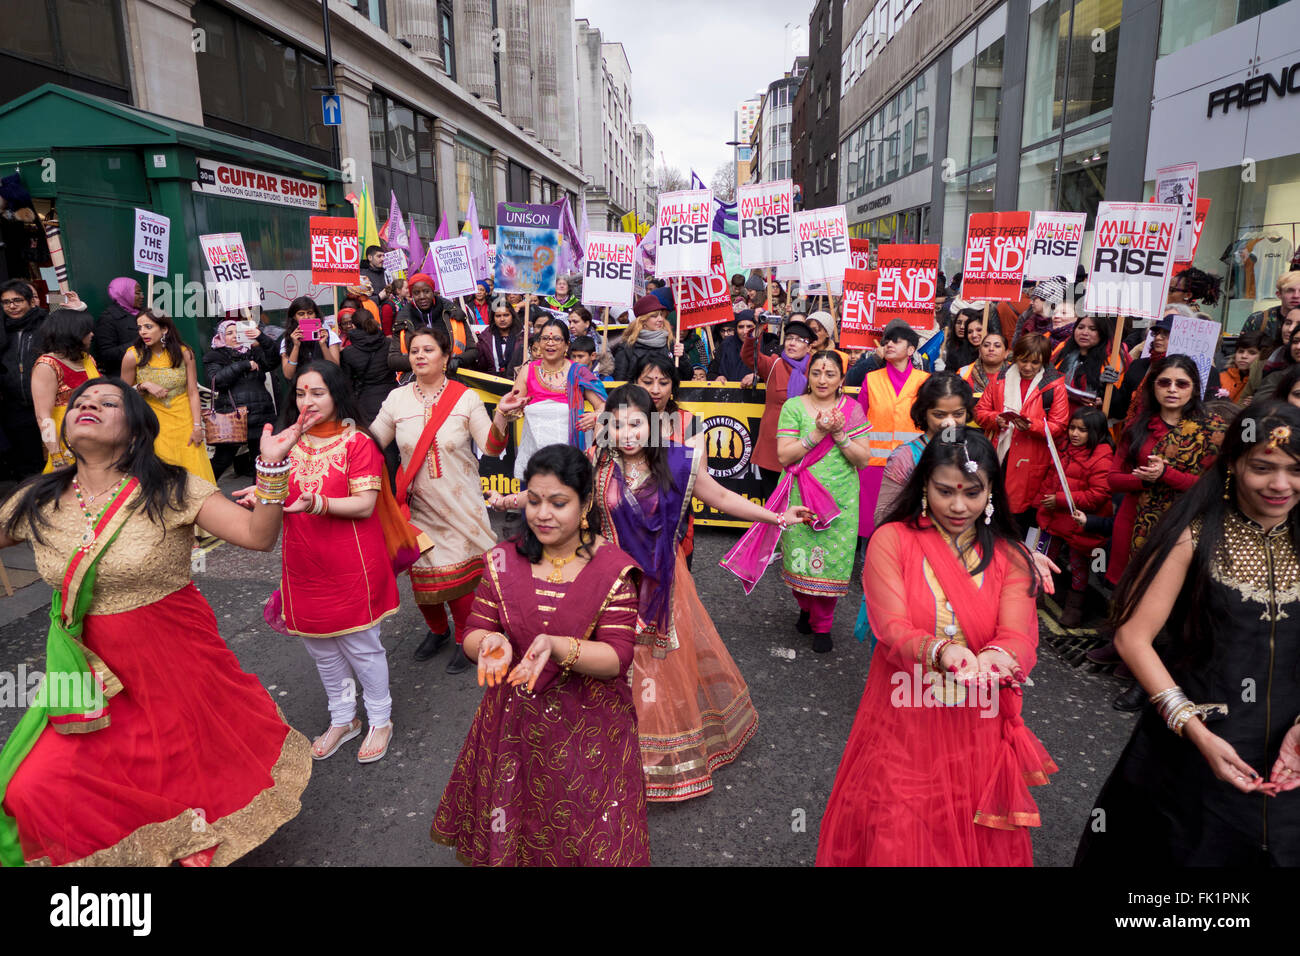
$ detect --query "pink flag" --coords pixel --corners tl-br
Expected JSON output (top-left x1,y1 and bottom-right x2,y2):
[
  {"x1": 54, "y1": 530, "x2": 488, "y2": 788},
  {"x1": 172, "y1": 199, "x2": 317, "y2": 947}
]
[
  {"x1": 407, "y1": 217, "x2": 425, "y2": 272},
  {"x1": 380, "y1": 191, "x2": 407, "y2": 252},
  {"x1": 432, "y1": 212, "x2": 452, "y2": 243},
  {"x1": 463, "y1": 193, "x2": 490, "y2": 281}
]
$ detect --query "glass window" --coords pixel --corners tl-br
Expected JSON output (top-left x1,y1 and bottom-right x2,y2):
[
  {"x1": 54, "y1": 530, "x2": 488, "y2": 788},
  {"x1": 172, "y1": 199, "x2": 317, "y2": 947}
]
[
  {"x1": 56, "y1": 0, "x2": 124, "y2": 85},
  {"x1": 368, "y1": 93, "x2": 387, "y2": 167},
  {"x1": 1066, "y1": 0, "x2": 1121, "y2": 131},
  {"x1": 1018, "y1": 139, "x2": 1061, "y2": 212},
  {"x1": 242, "y1": 25, "x2": 305, "y2": 142},
  {"x1": 914, "y1": 107, "x2": 930, "y2": 166},
  {"x1": 0, "y1": 7, "x2": 54, "y2": 61},
  {"x1": 1158, "y1": 0, "x2": 1286, "y2": 57},
  {"x1": 440, "y1": 3, "x2": 456, "y2": 79},
  {"x1": 942, "y1": 172, "x2": 969, "y2": 277},
  {"x1": 948, "y1": 32, "x2": 977, "y2": 171},
  {"x1": 195, "y1": 5, "x2": 242, "y2": 123},
  {"x1": 1058, "y1": 123, "x2": 1109, "y2": 227},
  {"x1": 970, "y1": 6, "x2": 1007, "y2": 165},
  {"x1": 1023, "y1": 0, "x2": 1069, "y2": 146},
  {"x1": 456, "y1": 140, "x2": 494, "y2": 228},
  {"x1": 903, "y1": 120, "x2": 914, "y2": 175},
  {"x1": 303, "y1": 56, "x2": 331, "y2": 149},
  {"x1": 387, "y1": 103, "x2": 417, "y2": 175},
  {"x1": 416, "y1": 114, "x2": 434, "y2": 177}
]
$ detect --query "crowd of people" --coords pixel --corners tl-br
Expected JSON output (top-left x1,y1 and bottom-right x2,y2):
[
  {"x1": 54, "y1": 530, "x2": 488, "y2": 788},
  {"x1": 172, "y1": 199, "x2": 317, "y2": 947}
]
[{"x1": 1, "y1": 259, "x2": 1299, "y2": 868}]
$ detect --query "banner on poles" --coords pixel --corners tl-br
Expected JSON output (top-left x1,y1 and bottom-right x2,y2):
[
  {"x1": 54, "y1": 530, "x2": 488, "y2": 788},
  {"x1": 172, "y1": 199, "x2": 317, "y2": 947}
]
[
  {"x1": 1084, "y1": 202, "x2": 1179, "y2": 321},
  {"x1": 679, "y1": 242, "x2": 733, "y2": 331},
  {"x1": 581, "y1": 232, "x2": 637, "y2": 308},
  {"x1": 737, "y1": 180, "x2": 794, "y2": 268},
  {"x1": 309, "y1": 216, "x2": 360, "y2": 286},
  {"x1": 494, "y1": 202, "x2": 561, "y2": 295},
  {"x1": 961, "y1": 211, "x2": 1030, "y2": 301},
  {"x1": 428, "y1": 237, "x2": 477, "y2": 297},
  {"x1": 1155, "y1": 163, "x2": 1199, "y2": 262},
  {"x1": 199, "y1": 232, "x2": 259, "y2": 311},
  {"x1": 876, "y1": 244, "x2": 939, "y2": 332},
  {"x1": 793, "y1": 206, "x2": 850, "y2": 290},
  {"x1": 654, "y1": 189, "x2": 713, "y2": 277},
  {"x1": 1168, "y1": 314, "x2": 1222, "y2": 396},
  {"x1": 133, "y1": 208, "x2": 169, "y2": 278},
  {"x1": 1025, "y1": 211, "x2": 1086, "y2": 282},
  {"x1": 840, "y1": 268, "x2": 880, "y2": 348}
]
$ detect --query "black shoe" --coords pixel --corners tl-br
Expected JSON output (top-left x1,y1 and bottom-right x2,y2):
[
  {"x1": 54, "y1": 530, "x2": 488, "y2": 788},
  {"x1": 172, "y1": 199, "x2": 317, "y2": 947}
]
[
  {"x1": 812, "y1": 632, "x2": 833, "y2": 654},
  {"x1": 1112, "y1": 681, "x2": 1146, "y2": 712},
  {"x1": 414, "y1": 629, "x2": 450, "y2": 661},
  {"x1": 796, "y1": 609, "x2": 812, "y2": 634},
  {"x1": 446, "y1": 650, "x2": 474, "y2": 675}
]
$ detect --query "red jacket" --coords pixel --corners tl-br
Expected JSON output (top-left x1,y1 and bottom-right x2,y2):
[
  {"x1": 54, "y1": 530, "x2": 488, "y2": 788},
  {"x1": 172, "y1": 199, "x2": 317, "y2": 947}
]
[
  {"x1": 742, "y1": 331, "x2": 793, "y2": 473},
  {"x1": 1035, "y1": 441, "x2": 1113, "y2": 549},
  {"x1": 975, "y1": 367, "x2": 1069, "y2": 513}
]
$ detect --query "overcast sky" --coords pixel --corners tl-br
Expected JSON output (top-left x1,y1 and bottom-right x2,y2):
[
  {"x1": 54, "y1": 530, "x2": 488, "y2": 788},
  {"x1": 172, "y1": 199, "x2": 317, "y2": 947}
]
[{"x1": 572, "y1": 0, "x2": 813, "y2": 183}]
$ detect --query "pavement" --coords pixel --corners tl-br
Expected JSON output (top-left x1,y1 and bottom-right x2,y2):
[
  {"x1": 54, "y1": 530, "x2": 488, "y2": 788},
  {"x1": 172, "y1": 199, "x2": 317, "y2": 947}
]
[{"x1": 0, "y1": 480, "x2": 1140, "y2": 866}]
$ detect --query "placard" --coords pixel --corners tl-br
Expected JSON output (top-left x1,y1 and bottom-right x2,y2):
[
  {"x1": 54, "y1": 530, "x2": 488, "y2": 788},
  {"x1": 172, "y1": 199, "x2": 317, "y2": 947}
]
[
  {"x1": 428, "y1": 237, "x2": 477, "y2": 298},
  {"x1": 654, "y1": 189, "x2": 713, "y2": 277},
  {"x1": 1170, "y1": 197, "x2": 1211, "y2": 270},
  {"x1": 875, "y1": 244, "x2": 939, "y2": 332},
  {"x1": 1084, "y1": 202, "x2": 1180, "y2": 321},
  {"x1": 1168, "y1": 314, "x2": 1222, "y2": 395},
  {"x1": 737, "y1": 180, "x2": 794, "y2": 268},
  {"x1": 494, "y1": 202, "x2": 561, "y2": 295},
  {"x1": 132, "y1": 208, "x2": 169, "y2": 278},
  {"x1": 961, "y1": 211, "x2": 1030, "y2": 301},
  {"x1": 1155, "y1": 163, "x2": 1199, "y2": 262},
  {"x1": 309, "y1": 216, "x2": 360, "y2": 286},
  {"x1": 840, "y1": 268, "x2": 880, "y2": 348},
  {"x1": 199, "y1": 232, "x2": 259, "y2": 311},
  {"x1": 849, "y1": 238, "x2": 872, "y2": 271},
  {"x1": 581, "y1": 231, "x2": 637, "y2": 308},
  {"x1": 679, "y1": 242, "x2": 732, "y2": 331},
  {"x1": 793, "y1": 206, "x2": 850, "y2": 290},
  {"x1": 1025, "y1": 211, "x2": 1087, "y2": 282},
  {"x1": 382, "y1": 249, "x2": 407, "y2": 285},
  {"x1": 1046, "y1": 436, "x2": 1076, "y2": 514}
]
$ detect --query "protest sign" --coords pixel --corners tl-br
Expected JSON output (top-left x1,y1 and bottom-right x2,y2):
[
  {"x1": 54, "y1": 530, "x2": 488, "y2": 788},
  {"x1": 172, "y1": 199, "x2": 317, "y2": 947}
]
[
  {"x1": 581, "y1": 231, "x2": 636, "y2": 308},
  {"x1": 654, "y1": 189, "x2": 713, "y2": 277},
  {"x1": 876, "y1": 244, "x2": 939, "y2": 331},
  {"x1": 1168, "y1": 197, "x2": 1211, "y2": 270},
  {"x1": 961, "y1": 211, "x2": 1030, "y2": 301},
  {"x1": 309, "y1": 216, "x2": 360, "y2": 286},
  {"x1": 849, "y1": 238, "x2": 872, "y2": 271},
  {"x1": 737, "y1": 180, "x2": 794, "y2": 268},
  {"x1": 793, "y1": 206, "x2": 850, "y2": 291},
  {"x1": 382, "y1": 249, "x2": 406, "y2": 285},
  {"x1": 133, "y1": 208, "x2": 169, "y2": 278},
  {"x1": 1025, "y1": 211, "x2": 1086, "y2": 282},
  {"x1": 1168, "y1": 314, "x2": 1222, "y2": 396},
  {"x1": 1046, "y1": 436, "x2": 1076, "y2": 514},
  {"x1": 679, "y1": 242, "x2": 732, "y2": 331},
  {"x1": 1084, "y1": 202, "x2": 1179, "y2": 321},
  {"x1": 199, "y1": 232, "x2": 259, "y2": 311},
  {"x1": 1155, "y1": 163, "x2": 1199, "y2": 262},
  {"x1": 840, "y1": 268, "x2": 880, "y2": 348},
  {"x1": 494, "y1": 202, "x2": 561, "y2": 295},
  {"x1": 428, "y1": 237, "x2": 477, "y2": 297}
]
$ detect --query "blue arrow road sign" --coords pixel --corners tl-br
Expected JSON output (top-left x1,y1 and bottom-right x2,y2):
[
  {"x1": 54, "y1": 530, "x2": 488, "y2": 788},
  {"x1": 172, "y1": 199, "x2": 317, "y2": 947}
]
[{"x1": 322, "y1": 95, "x2": 341, "y2": 126}]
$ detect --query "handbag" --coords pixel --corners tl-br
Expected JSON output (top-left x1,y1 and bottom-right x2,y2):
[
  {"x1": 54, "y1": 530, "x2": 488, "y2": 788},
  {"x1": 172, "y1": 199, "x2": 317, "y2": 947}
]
[{"x1": 203, "y1": 380, "x2": 249, "y2": 444}]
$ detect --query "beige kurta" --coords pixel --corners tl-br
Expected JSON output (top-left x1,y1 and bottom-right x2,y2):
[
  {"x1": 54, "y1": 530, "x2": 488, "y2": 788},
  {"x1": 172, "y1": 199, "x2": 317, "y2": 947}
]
[{"x1": 370, "y1": 382, "x2": 498, "y2": 603}]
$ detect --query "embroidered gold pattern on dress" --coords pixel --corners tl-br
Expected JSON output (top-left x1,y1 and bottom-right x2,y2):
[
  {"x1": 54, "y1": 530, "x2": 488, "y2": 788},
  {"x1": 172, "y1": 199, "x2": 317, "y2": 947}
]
[
  {"x1": 348, "y1": 475, "x2": 384, "y2": 494},
  {"x1": 137, "y1": 359, "x2": 187, "y2": 406},
  {"x1": 289, "y1": 428, "x2": 355, "y2": 496},
  {"x1": 1204, "y1": 512, "x2": 1300, "y2": 622}
]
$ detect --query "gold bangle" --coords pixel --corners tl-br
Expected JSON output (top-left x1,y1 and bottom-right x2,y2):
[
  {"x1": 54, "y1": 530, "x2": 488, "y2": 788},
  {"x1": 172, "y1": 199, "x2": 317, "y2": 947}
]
[{"x1": 559, "y1": 637, "x2": 580, "y2": 669}]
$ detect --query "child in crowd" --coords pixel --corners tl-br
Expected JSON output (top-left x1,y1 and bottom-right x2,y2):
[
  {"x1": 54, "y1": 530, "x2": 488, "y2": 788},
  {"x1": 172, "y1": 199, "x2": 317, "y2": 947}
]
[
  {"x1": 1219, "y1": 330, "x2": 1264, "y2": 403},
  {"x1": 569, "y1": 335, "x2": 596, "y2": 369},
  {"x1": 1034, "y1": 406, "x2": 1114, "y2": 627}
]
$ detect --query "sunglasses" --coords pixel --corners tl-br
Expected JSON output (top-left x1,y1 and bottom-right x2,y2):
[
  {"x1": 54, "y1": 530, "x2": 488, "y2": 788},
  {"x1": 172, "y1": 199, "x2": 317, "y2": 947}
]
[{"x1": 1155, "y1": 377, "x2": 1193, "y2": 390}]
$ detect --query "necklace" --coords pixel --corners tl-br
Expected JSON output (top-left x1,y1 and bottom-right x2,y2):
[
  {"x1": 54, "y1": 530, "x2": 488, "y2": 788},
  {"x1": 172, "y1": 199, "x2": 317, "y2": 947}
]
[
  {"x1": 538, "y1": 362, "x2": 567, "y2": 386},
  {"x1": 622, "y1": 455, "x2": 648, "y2": 488},
  {"x1": 543, "y1": 549, "x2": 579, "y2": 583},
  {"x1": 414, "y1": 378, "x2": 448, "y2": 407},
  {"x1": 71, "y1": 474, "x2": 128, "y2": 550}
]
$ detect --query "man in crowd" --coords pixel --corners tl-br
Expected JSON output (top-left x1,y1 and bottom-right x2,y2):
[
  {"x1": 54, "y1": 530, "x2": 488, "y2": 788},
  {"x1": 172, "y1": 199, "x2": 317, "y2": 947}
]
[
  {"x1": 1242, "y1": 270, "x2": 1300, "y2": 341},
  {"x1": 711, "y1": 312, "x2": 759, "y2": 386},
  {"x1": 361, "y1": 245, "x2": 388, "y2": 298}
]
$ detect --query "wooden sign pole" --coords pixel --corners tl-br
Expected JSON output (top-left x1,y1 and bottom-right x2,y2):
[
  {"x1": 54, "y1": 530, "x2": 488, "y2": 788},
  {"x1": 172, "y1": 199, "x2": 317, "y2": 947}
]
[{"x1": 1102, "y1": 315, "x2": 1126, "y2": 417}]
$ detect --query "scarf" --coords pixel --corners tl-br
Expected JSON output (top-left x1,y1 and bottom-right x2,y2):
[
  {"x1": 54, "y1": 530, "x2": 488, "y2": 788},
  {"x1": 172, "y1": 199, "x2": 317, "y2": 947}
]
[
  {"x1": 782, "y1": 351, "x2": 812, "y2": 397},
  {"x1": 567, "y1": 362, "x2": 607, "y2": 450},
  {"x1": 108, "y1": 277, "x2": 140, "y2": 316},
  {"x1": 211, "y1": 319, "x2": 252, "y2": 353},
  {"x1": 995, "y1": 364, "x2": 1042, "y2": 462},
  {"x1": 637, "y1": 327, "x2": 670, "y2": 349}
]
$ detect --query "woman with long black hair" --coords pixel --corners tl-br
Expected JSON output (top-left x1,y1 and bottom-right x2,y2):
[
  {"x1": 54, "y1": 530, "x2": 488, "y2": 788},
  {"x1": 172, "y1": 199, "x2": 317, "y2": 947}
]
[
  {"x1": 31, "y1": 308, "x2": 99, "y2": 472},
  {"x1": 817, "y1": 432, "x2": 1056, "y2": 865},
  {"x1": 1077, "y1": 402, "x2": 1300, "y2": 866},
  {"x1": 1050, "y1": 312, "x2": 1126, "y2": 415},
  {"x1": 473, "y1": 298, "x2": 522, "y2": 377},
  {"x1": 279, "y1": 296, "x2": 341, "y2": 382}
]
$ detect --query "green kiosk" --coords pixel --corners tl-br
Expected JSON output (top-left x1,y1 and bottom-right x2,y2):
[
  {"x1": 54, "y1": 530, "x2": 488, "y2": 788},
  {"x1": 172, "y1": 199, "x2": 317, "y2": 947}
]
[{"x1": 0, "y1": 83, "x2": 348, "y2": 371}]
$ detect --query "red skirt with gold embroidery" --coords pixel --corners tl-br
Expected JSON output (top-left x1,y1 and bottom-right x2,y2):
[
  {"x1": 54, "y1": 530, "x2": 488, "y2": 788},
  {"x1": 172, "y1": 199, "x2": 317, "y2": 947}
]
[
  {"x1": 2, "y1": 584, "x2": 311, "y2": 866},
  {"x1": 410, "y1": 555, "x2": 484, "y2": 605}
]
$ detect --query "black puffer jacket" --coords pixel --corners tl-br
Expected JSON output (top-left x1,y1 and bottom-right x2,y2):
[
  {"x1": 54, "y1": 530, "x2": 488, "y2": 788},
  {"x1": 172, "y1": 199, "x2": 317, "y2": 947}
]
[
  {"x1": 611, "y1": 338, "x2": 691, "y2": 381},
  {"x1": 341, "y1": 327, "x2": 397, "y2": 425},
  {"x1": 92, "y1": 301, "x2": 139, "y2": 379},
  {"x1": 0, "y1": 306, "x2": 48, "y2": 407},
  {"x1": 203, "y1": 334, "x2": 279, "y2": 427}
]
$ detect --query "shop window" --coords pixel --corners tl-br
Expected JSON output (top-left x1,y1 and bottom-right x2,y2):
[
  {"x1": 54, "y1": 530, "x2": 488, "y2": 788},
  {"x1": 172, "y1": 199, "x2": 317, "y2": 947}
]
[
  {"x1": 387, "y1": 104, "x2": 417, "y2": 176},
  {"x1": 1022, "y1": 0, "x2": 1070, "y2": 147},
  {"x1": 456, "y1": 139, "x2": 494, "y2": 235},
  {"x1": 1158, "y1": 0, "x2": 1287, "y2": 57},
  {"x1": 1065, "y1": 0, "x2": 1121, "y2": 131},
  {"x1": 195, "y1": 6, "x2": 242, "y2": 124},
  {"x1": 1, "y1": 1, "x2": 129, "y2": 94},
  {"x1": 1018, "y1": 140, "x2": 1061, "y2": 214},
  {"x1": 1057, "y1": 124, "x2": 1109, "y2": 227},
  {"x1": 1023, "y1": 0, "x2": 1121, "y2": 147}
]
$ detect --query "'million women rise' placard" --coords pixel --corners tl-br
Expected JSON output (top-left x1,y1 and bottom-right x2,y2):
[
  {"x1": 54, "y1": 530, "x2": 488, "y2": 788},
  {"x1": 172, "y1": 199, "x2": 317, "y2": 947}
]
[
  {"x1": 581, "y1": 231, "x2": 637, "y2": 308},
  {"x1": 654, "y1": 189, "x2": 713, "y2": 277}
]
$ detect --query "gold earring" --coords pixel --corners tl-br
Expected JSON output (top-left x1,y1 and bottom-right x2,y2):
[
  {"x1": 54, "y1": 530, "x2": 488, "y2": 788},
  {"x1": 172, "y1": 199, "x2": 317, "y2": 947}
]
[
  {"x1": 921, "y1": 491, "x2": 928, "y2": 518},
  {"x1": 1223, "y1": 473, "x2": 1232, "y2": 501}
]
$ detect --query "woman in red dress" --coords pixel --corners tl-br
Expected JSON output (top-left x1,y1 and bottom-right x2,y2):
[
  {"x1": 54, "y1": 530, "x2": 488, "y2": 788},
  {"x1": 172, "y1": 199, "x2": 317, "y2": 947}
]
[
  {"x1": 261, "y1": 362, "x2": 401, "y2": 764},
  {"x1": 0, "y1": 379, "x2": 314, "y2": 866},
  {"x1": 817, "y1": 432, "x2": 1057, "y2": 866}
]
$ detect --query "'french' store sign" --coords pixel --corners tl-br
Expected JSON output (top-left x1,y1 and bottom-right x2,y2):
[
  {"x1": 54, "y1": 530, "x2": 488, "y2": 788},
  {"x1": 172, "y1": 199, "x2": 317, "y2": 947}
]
[{"x1": 1206, "y1": 61, "x2": 1300, "y2": 117}]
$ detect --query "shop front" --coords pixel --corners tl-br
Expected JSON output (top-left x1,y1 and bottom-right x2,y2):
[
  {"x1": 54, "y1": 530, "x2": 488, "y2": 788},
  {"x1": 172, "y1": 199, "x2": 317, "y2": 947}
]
[
  {"x1": 0, "y1": 83, "x2": 347, "y2": 362},
  {"x1": 1144, "y1": 1, "x2": 1300, "y2": 333}
]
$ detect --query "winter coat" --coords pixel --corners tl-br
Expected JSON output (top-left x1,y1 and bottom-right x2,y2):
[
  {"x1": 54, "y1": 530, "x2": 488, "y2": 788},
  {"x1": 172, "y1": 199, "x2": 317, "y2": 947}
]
[
  {"x1": 1035, "y1": 441, "x2": 1114, "y2": 550},
  {"x1": 388, "y1": 297, "x2": 477, "y2": 375},
  {"x1": 475, "y1": 326, "x2": 521, "y2": 378},
  {"x1": 92, "y1": 301, "x2": 139, "y2": 379},
  {"x1": 611, "y1": 338, "x2": 690, "y2": 382},
  {"x1": 0, "y1": 306, "x2": 48, "y2": 407},
  {"x1": 203, "y1": 335, "x2": 279, "y2": 428},
  {"x1": 974, "y1": 366, "x2": 1069, "y2": 513},
  {"x1": 340, "y1": 327, "x2": 397, "y2": 425}
]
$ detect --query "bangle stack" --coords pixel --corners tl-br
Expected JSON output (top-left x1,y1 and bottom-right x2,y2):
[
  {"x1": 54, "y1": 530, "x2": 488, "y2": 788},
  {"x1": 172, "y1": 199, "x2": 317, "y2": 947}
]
[
  {"x1": 307, "y1": 493, "x2": 331, "y2": 516},
  {"x1": 1150, "y1": 685, "x2": 1207, "y2": 737},
  {"x1": 775, "y1": 512, "x2": 790, "y2": 531},
  {"x1": 559, "y1": 637, "x2": 581, "y2": 670},
  {"x1": 254, "y1": 457, "x2": 291, "y2": 504},
  {"x1": 928, "y1": 637, "x2": 955, "y2": 672},
  {"x1": 800, "y1": 434, "x2": 817, "y2": 451}
]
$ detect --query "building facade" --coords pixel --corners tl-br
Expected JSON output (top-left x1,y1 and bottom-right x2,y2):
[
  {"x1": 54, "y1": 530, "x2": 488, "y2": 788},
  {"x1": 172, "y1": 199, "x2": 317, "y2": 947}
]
[
  {"x1": 632, "y1": 122, "x2": 657, "y2": 229},
  {"x1": 803, "y1": 0, "x2": 843, "y2": 210},
  {"x1": 575, "y1": 20, "x2": 643, "y2": 231},
  {"x1": 751, "y1": 58, "x2": 810, "y2": 185},
  {"x1": 735, "y1": 95, "x2": 762, "y2": 187},
  {"x1": 838, "y1": 0, "x2": 1299, "y2": 331}
]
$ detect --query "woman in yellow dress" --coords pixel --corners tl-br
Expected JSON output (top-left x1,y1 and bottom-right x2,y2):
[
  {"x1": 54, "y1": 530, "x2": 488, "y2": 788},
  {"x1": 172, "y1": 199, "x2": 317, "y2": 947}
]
[
  {"x1": 120, "y1": 311, "x2": 215, "y2": 483},
  {"x1": 30, "y1": 307, "x2": 100, "y2": 472}
]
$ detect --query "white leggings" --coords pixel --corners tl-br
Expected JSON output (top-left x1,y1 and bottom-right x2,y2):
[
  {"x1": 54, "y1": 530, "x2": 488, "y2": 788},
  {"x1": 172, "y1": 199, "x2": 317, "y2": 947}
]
[{"x1": 300, "y1": 625, "x2": 392, "y2": 726}]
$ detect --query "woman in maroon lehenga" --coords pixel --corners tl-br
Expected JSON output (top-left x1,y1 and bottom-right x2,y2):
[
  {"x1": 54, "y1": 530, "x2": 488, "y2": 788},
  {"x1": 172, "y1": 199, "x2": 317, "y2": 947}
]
[
  {"x1": 817, "y1": 432, "x2": 1057, "y2": 866},
  {"x1": 431, "y1": 444, "x2": 648, "y2": 866}
]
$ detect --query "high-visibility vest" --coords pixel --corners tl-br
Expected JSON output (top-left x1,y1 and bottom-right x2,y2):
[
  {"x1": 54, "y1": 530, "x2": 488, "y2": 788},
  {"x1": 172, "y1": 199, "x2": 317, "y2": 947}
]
[
  {"x1": 864, "y1": 367, "x2": 928, "y2": 467},
  {"x1": 399, "y1": 318, "x2": 468, "y2": 357}
]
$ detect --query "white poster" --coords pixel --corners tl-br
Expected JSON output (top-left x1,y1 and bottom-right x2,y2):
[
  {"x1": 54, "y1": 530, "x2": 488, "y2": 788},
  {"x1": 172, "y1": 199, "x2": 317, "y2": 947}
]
[
  {"x1": 1084, "y1": 203, "x2": 1180, "y2": 321},
  {"x1": 132, "y1": 208, "x2": 170, "y2": 278},
  {"x1": 737, "y1": 180, "x2": 794, "y2": 269},
  {"x1": 1155, "y1": 163, "x2": 1199, "y2": 262},
  {"x1": 1168, "y1": 314, "x2": 1222, "y2": 396},
  {"x1": 580, "y1": 232, "x2": 636, "y2": 309},
  {"x1": 1025, "y1": 211, "x2": 1086, "y2": 282},
  {"x1": 792, "y1": 206, "x2": 850, "y2": 290},
  {"x1": 654, "y1": 189, "x2": 713, "y2": 277},
  {"x1": 199, "y1": 232, "x2": 260, "y2": 312},
  {"x1": 428, "y1": 237, "x2": 477, "y2": 298}
]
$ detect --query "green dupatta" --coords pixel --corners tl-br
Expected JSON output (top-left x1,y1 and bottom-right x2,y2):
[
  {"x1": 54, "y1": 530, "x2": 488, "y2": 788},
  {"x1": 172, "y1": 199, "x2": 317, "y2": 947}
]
[{"x1": 0, "y1": 478, "x2": 139, "y2": 867}]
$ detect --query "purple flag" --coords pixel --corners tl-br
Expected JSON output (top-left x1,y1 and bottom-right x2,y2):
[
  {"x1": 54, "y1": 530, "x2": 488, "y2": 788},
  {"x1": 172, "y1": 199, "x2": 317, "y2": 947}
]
[
  {"x1": 463, "y1": 193, "x2": 490, "y2": 281},
  {"x1": 553, "y1": 195, "x2": 583, "y2": 275},
  {"x1": 407, "y1": 216, "x2": 424, "y2": 272},
  {"x1": 381, "y1": 191, "x2": 408, "y2": 252},
  {"x1": 432, "y1": 212, "x2": 452, "y2": 243}
]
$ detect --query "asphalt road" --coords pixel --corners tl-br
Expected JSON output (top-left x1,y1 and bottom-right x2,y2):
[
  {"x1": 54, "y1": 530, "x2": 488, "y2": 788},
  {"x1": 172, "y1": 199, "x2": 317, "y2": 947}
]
[{"x1": 0, "y1": 496, "x2": 1139, "y2": 866}]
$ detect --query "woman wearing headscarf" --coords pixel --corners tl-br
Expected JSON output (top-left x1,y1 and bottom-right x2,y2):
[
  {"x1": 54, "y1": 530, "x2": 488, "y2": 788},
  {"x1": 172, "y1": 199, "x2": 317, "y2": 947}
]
[
  {"x1": 92, "y1": 277, "x2": 144, "y2": 379},
  {"x1": 203, "y1": 318, "x2": 279, "y2": 481}
]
